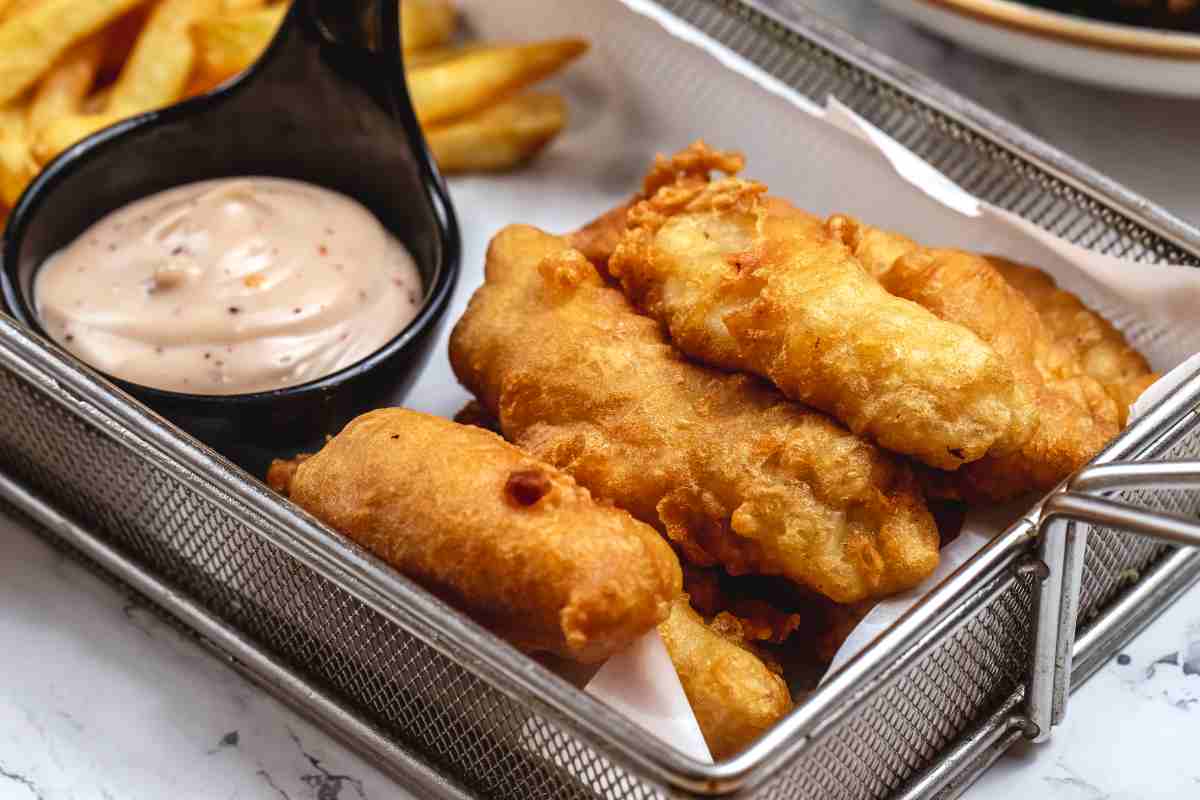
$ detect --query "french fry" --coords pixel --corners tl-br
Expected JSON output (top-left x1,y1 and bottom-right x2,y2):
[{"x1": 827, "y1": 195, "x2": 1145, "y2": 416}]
[
  {"x1": 407, "y1": 38, "x2": 588, "y2": 125},
  {"x1": 0, "y1": 0, "x2": 150, "y2": 105},
  {"x1": 80, "y1": 86, "x2": 112, "y2": 115},
  {"x1": 189, "y1": 1, "x2": 453, "y2": 94},
  {"x1": 426, "y1": 92, "x2": 566, "y2": 174},
  {"x1": 221, "y1": 0, "x2": 265, "y2": 10},
  {"x1": 190, "y1": 3, "x2": 286, "y2": 89},
  {"x1": 28, "y1": 33, "x2": 106, "y2": 138},
  {"x1": 33, "y1": 0, "x2": 221, "y2": 163},
  {"x1": 0, "y1": 0, "x2": 42, "y2": 24},
  {"x1": 401, "y1": 0, "x2": 456, "y2": 51},
  {"x1": 404, "y1": 42, "x2": 486, "y2": 70},
  {"x1": 0, "y1": 101, "x2": 37, "y2": 206},
  {"x1": 98, "y1": 6, "x2": 153, "y2": 79},
  {"x1": 110, "y1": 0, "x2": 222, "y2": 113}
]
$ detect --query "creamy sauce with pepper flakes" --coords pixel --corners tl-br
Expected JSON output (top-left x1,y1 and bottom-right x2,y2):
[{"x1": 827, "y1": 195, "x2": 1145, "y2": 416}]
[{"x1": 35, "y1": 177, "x2": 423, "y2": 394}]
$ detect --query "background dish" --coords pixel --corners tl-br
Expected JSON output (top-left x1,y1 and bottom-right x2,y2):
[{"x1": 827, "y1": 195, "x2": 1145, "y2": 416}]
[{"x1": 877, "y1": 0, "x2": 1200, "y2": 94}]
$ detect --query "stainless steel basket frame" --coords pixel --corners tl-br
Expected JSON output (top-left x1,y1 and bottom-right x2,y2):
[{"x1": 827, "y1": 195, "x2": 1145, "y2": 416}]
[{"x1": 3, "y1": 1, "x2": 1200, "y2": 799}]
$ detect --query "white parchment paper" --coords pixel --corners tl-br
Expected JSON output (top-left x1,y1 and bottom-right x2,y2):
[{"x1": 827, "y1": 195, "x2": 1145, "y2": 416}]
[{"x1": 406, "y1": 0, "x2": 1200, "y2": 757}]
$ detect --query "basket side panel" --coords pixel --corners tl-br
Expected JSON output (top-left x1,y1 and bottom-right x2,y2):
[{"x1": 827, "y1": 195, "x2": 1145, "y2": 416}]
[
  {"x1": 660, "y1": 0, "x2": 1199, "y2": 266},
  {"x1": 1079, "y1": 423, "x2": 1200, "y2": 624},
  {"x1": 746, "y1": 577, "x2": 1032, "y2": 800},
  {"x1": 0, "y1": 366, "x2": 665, "y2": 800}
]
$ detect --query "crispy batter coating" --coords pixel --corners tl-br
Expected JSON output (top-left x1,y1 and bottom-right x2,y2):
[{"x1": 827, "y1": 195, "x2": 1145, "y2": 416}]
[
  {"x1": 449, "y1": 225, "x2": 938, "y2": 603},
  {"x1": 657, "y1": 594, "x2": 792, "y2": 759},
  {"x1": 987, "y1": 257, "x2": 1157, "y2": 425},
  {"x1": 566, "y1": 199, "x2": 633, "y2": 274},
  {"x1": 268, "y1": 408, "x2": 681, "y2": 664},
  {"x1": 682, "y1": 566, "x2": 805, "y2": 645},
  {"x1": 608, "y1": 143, "x2": 1031, "y2": 471},
  {"x1": 815, "y1": 599, "x2": 876, "y2": 664},
  {"x1": 828, "y1": 216, "x2": 1139, "y2": 500}
]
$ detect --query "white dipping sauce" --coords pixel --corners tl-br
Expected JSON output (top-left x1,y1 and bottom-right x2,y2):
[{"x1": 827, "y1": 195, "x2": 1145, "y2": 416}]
[{"x1": 35, "y1": 177, "x2": 423, "y2": 394}]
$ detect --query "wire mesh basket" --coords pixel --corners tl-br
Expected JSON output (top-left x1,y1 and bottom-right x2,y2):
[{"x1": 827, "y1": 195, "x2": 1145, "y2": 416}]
[{"x1": 3, "y1": 1, "x2": 1200, "y2": 799}]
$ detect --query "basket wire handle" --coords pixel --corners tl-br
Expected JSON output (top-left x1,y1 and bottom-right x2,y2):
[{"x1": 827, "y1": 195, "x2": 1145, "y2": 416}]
[{"x1": 1029, "y1": 461, "x2": 1200, "y2": 741}]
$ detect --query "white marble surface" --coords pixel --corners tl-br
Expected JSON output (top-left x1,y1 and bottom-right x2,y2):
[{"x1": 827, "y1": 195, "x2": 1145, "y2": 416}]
[
  {"x1": 0, "y1": 508, "x2": 403, "y2": 800},
  {"x1": 3, "y1": 3, "x2": 1200, "y2": 799}
]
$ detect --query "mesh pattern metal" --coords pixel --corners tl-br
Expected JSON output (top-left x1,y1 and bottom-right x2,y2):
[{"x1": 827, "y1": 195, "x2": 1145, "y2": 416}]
[
  {"x1": 0, "y1": 367, "x2": 662, "y2": 800},
  {"x1": 2, "y1": 1, "x2": 1199, "y2": 799},
  {"x1": 1078, "y1": 423, "x2": 1200, "y2": 623},
  {"x1": 658, "y1": 0, "x2": 1200, "y2": 266},
  {"x1": 753, "y1": 577, "x2": 1032, "y2": 800}
]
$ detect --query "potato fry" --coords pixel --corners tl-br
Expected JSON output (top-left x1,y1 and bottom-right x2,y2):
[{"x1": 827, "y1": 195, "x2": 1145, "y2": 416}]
[
  {"x1": 0, "y1": 0, "x2": 149, "y2": 105},
  {"x1": 407, "y1": 38, "x2": 588, "y2": 125},
  {"x1": 28, "y1": 33, "x2": 106, "y2": 138},
  {"x1": 404, "y1": 42, "x2": 486, "y2": 70},
  {"x1": 401, "y1": 0, "x2": 456, "y2": 51},
  {"x1": 98, "y1": 6, "x2": 152, "y2": 79},
  {"x1": 0, "y1": 102, "x2": 37, "y2": 206},
  {"x1": 80, "y1": 87, "x2": 112, "y2": 114},
  {"x1": 111, "y1": 0, "x2": 221, "y2": 112},
  {"x1": 426, "y1": 92, "x2": 566, "y2": 173},
  {"x1": 33, "y1": 0, "x2": 221, "y2": 163},
  {"x1": 0, "y1": 0, "x2": 42, "y2": 23},
  {"x1": 190, "y1": 3, "x2": 286, "y2": 89},
  {"x1": 221, "y1": 0, "x2": 265, "y2": 10}
]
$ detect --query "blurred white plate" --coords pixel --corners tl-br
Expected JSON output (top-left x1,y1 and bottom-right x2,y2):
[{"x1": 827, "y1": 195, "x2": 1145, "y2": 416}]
[{"x1": 878, "y1": 0, "x2": 1200, "y2": 95}]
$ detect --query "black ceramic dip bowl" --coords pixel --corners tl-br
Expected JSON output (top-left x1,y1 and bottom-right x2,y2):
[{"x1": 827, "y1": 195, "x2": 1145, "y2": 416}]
[{"x1": 0, "y1": 0, "x2": 460, "y2": 476}]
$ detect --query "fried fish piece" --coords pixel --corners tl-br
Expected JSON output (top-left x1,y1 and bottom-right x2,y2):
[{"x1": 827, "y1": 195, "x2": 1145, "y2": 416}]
[
  {"x1": 449, "y1": 225, "x2": 938, "y2": 603},
  {"x1": 987, "y1": 257, "x2": 1157, "y2": 424},
  {"x1": 609, "y1": 142, "x2": 1032, "y2": 471},
  {"x1": 658, "y1": 594, "x2": 792, "y2": 760},
  {"x1": 828, "y1": 216, "x2": 1134, "y2": 500},
  {"x1": 267, "y1": 408, "x2": 681, "y2": 664},
  {"x1": 566, "y1": 198, "x2": 632, "y2": 274},
  {"x1": 682, "y1": 566, "x2": 805, "y2": 646}
]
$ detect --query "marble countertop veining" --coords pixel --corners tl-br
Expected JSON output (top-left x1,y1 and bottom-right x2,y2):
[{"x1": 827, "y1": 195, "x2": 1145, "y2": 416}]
[{"x1": 3, "y1": 3, "x2": 1200, "y2": 799}]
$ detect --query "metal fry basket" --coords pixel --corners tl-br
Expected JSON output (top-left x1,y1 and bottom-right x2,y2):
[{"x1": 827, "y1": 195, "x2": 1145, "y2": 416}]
[{"x1": 3, "y1": 1, "x2": 1200, "y2": 798}]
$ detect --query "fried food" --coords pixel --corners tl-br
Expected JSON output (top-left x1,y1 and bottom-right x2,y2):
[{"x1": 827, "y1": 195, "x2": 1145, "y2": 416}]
[
  {"x1": 682, "y1": 566, "x2": 804, "y2": 645},
  {"x1": 567, "y1": 200, "x2": 633, "y2": 274},
  {"x1": 28, "y1": 32, "x2": 106, "y2": 138},
  {"x1": 425, "y1": 92, "x2": 566, "y2": 174},
  {"x1": 828, "y1": 215, "x2": 1140, "y2": 500},
  {"x1": 988, "y1": 257, "x2": 1157, "y2": 424},
  {"x1": 608, "y1": 143, "x2": 1032, "y2": 471},
  {"x1": 401, "y1": 0, "x2": 457, "y2": 52},
  {"x1": 267, "y1": 408, "x2": 681, "y2": 664},
  {"x1": 406, "y1": 38, "x2": 588, "y2": 126},
  {"x1": 657, "y1": 594, "x2": 792, "y2": 760},
  {"x1": 0, "y1": 1, "x2": 584, "y2": 207},
  {"x1": 188, "y1": 3, "x2": 285, "y2": 94},
  {"x1": 815, "y1": 599, "x2": 875, "y2": 664},
  {"x1": 0, "y1": 0, "x2": 148, "y2": 106},
  {"x1": 34, "y1": 0, "x2": 221, "y2": 163},
  {"x1": 449, "y1": 225, "x2": 939, "y2": 603},
  {"x1": 0, "y1": 102, "x2": 37, "y2": 207}
]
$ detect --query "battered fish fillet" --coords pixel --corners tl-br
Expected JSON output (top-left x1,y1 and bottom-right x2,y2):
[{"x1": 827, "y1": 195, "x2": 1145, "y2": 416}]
[
  {"x1": 987, "y1": 257, "x2": 1157, "y2": 424},
  {"x1": 609, "y1": 143, "x2": 1032, "y2": 471},
  {"x1": 658, "y1": 594, "x2": 792, "y2": 759},
  {"x1": 682, "y1": 566, "x2": 805, "y2": 645},
  {"x1": 266, "y1": 408, "x2": 681, "y2": 664},
  {"x1": 828, "y1": 215, "x2": 1143, "y2": 500},
  {"x1": 449, "y1": 224, "x2": 939, "y2": 603},
  {"x1": 566, "y1": 199, "x2": 633, "y2": 273}
]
